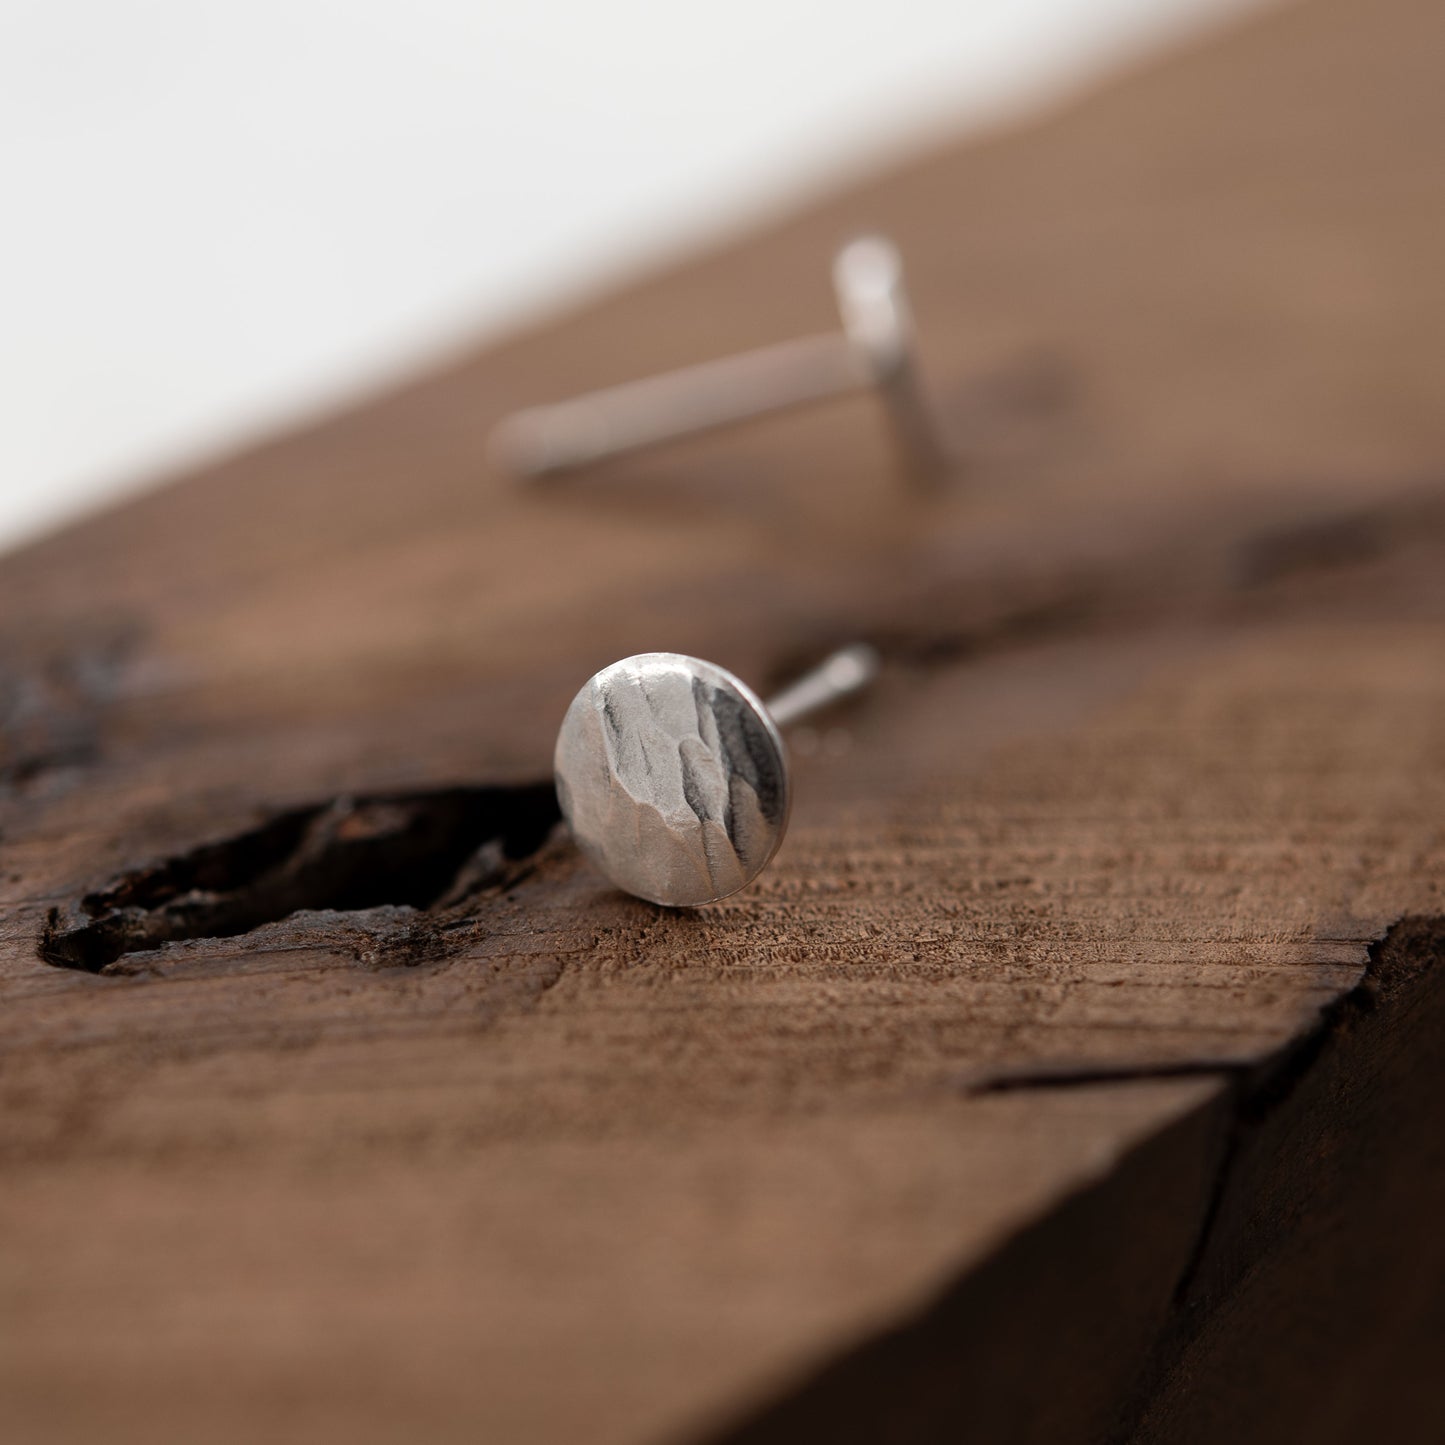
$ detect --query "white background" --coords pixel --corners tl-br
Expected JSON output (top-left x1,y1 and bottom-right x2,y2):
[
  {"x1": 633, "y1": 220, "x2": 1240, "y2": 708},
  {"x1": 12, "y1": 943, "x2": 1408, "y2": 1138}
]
[{"x1": 0, "y1": 0, "x2": 1263, "y2": 551}]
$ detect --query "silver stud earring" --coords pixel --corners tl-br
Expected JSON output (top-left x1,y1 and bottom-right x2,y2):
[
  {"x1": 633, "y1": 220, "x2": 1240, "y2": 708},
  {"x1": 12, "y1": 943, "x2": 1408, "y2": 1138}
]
[
  {"x1": 493, "y1": 237, "x2": 948, "y2": 489},
  {"x1": 554, "y1": 645, "x2": 879, "y2": 906}
]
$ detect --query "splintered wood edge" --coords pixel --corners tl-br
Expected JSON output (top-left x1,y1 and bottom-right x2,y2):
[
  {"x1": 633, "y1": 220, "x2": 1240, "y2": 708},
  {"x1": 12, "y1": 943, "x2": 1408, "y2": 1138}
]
[{"x1": 710, "y1": 916, "x2": 1445, "y2": 1444}]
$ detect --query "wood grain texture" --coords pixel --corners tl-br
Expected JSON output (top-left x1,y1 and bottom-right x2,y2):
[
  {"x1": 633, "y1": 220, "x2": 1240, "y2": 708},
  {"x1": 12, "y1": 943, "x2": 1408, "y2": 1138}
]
[{"x1": 3, "y1": 0, "x2": 1445, "y2": 1440}]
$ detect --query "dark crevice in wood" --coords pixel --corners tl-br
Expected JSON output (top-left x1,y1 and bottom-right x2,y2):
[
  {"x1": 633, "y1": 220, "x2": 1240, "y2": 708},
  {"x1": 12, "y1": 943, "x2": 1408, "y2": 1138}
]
[
  {"x1": 1157, "y1": 916, "x2": 1445, "y2": 1321},
  {"x1": 1229, "y1": 485, "x2": 1445, "y2": 589},
  {"x1": 865, "y1": 478, "x2": 1445, "y2": 683},
  {"x1": 965, "y1": 1058, "x2": 1250, "y2": 1093},
  {"x1": 37, "y1": 782, "x2": 560, "y2": 974}
]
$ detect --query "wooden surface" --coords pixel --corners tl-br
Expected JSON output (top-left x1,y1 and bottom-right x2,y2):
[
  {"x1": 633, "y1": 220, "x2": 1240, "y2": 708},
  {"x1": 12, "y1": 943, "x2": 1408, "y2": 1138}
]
[{"x1": 3, "y1": 0, "x2": 1445, "y2": 1439}]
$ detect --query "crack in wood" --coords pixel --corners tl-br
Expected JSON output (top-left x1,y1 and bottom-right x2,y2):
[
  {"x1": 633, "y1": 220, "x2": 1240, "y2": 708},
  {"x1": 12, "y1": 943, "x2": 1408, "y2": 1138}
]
[
  {"x1": 38, "y1": 782, "x2": 561, "y2": 974},
  {"x1": 1103, "y1": 912, "x2": 1445, "y2": 1444},
  {"x1": 1229, "y1": 487, "x2": 1445, "y2": 589},
  {"x1": 964, "y1": 1058, "x2": 1251, "y2": 1093}
]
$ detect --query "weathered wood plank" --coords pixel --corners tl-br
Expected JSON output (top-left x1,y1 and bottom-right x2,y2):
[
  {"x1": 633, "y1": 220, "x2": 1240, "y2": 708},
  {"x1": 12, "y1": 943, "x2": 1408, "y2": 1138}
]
[{"x1": 3, "y1": 0, "x2": 1445, "y2": 1440}]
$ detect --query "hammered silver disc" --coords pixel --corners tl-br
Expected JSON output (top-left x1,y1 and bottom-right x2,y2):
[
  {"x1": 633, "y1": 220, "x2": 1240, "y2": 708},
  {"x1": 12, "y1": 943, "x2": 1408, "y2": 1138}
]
[{"x1": 553, "y1": 653, "x2": 791, "y2": 907}]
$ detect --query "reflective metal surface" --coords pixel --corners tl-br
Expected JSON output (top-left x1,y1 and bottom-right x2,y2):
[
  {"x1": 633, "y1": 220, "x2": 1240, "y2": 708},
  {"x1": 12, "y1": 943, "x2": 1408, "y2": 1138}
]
[
  {"x1": 554, "y1": 653, "x2": 790, "y2": 907},
  {"x1": 833, "y1": 237, "x2": 949, "y2": 484},
  {"x1": 491, "y1": 333, "x2": 858, "y2": 478},
  {"x1": 492, "y1": 237, "x2": 948, "y2": 488}
]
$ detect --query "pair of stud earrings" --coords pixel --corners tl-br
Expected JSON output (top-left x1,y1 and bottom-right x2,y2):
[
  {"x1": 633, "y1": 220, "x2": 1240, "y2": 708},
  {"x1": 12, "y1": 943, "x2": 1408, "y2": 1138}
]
[{"x1": 497, "y1": 238, "x2": 936, "y2": 906}]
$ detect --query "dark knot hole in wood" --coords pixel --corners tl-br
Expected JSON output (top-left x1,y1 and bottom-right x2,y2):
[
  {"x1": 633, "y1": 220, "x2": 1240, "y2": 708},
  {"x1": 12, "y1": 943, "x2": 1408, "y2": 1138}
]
[{"x1": 38, "y1": 782, "x2": 561, "y2": 973}]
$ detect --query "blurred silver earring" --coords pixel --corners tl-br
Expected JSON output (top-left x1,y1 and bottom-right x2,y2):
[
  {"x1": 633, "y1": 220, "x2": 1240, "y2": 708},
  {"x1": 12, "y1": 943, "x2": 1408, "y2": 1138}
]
[
  {"x1": 492, "y1": 237, "x2": 948, "y2": 489},
  {"x1": 554, "y1": 644, "x2": 879, "y2": 907}
]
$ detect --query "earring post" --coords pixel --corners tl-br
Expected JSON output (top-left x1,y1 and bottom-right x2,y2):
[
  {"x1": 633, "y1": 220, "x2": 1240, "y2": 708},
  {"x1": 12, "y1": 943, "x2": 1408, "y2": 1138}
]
[
  {"x1": 765, "y1": 644, "x2": 881, "y2": 730},
  {"x1": 489, "y1": 237, "x2": 949, "y2": 488},
  {"x1": 491, "y1": 331, "x2": 864, "y2": 479}
]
